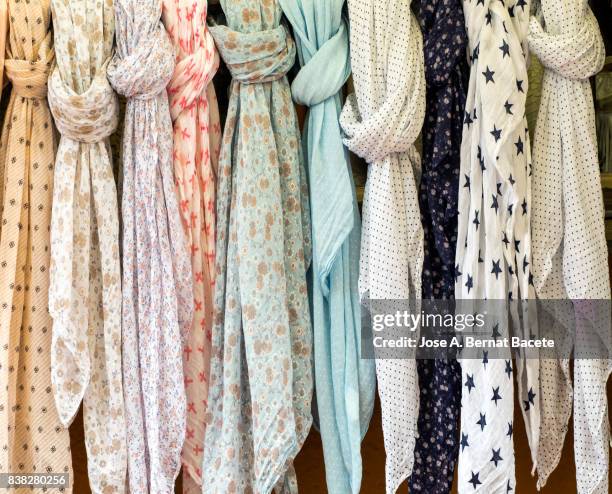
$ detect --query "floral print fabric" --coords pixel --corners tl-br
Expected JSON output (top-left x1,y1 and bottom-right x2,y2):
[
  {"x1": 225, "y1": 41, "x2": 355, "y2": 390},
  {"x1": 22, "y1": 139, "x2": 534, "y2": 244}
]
[
  {"x1": 47, "y1": 0, "x2": 127, "y2": 490},
  {"x1": 160, "y1": 0, "x2": 221, "y2": 491},
  {"x1": 409, "y1": 1, "x2": 468, "y2": 492},
  {"x1": 202, "y1": 1, "x2": 313, "y2": 492},
  {"x1": 107, "y1": 0, "x2": 194, "y2": 490},
  {"x1": 0, "y1": 0, "x2": 73, "y2": 487}
]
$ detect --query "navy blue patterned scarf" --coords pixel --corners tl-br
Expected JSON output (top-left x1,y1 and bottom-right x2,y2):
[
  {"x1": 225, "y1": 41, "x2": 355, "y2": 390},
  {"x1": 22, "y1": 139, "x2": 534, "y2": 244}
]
[{"x1": 409, "y1": 0, "x2": 468, "y2": 492}]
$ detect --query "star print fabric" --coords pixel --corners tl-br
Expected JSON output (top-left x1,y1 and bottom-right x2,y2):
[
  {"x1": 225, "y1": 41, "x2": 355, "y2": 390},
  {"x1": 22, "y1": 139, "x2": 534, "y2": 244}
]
[
  {"x1": 202, "y1": 1, "x2": 313, "y2": 492},
  {"x1": 528, "y1": 1, "x2": 611, "y2": 492},
  {"x1": 0, "y1": 0, "x2": 74, "y2": 487},
  {"x1": 47, "y1": 0, "x2": 128, "y2": 489},
  {"x1": 340, "y1": 0, "x2": 425, "y2": 492},
  {"x1": 107, "y1": 0, "x2": 194, "y2": 490},
  {"x1": 409, "y1": 0, "x2": 468, "y2": 492},
  {"x1": 160, "y1": 1, "x2": 221, "y2": 491},
  {"x1": 455, "y1": 0, "x2": 539, "y2": 492},
  {"x1": 278, "y1": 0, "x2": 376, "y2": 492}
]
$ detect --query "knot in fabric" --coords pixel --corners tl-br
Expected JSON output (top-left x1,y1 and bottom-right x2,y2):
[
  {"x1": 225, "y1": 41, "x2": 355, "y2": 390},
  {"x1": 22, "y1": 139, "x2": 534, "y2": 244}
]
[
  {"x1": 340, "y1": 82, "x2": 425, "y2": 164},
  {"x1": 529, "y1": 10, "x2": 605, "y2": 80},
  {"x1": 108, "y1": 23, "x2": 175, "y2": 99},
  {"x1": 291, "y1": 19, "x2": 350, "y2": 107},
  {"x1": 5, "y1": 58, "x2": 54, "y2": 99},
  {"x1": 48, "y1": 61, "x2": 119, "y2": 143},
  {"x1": 168, "y1": 29, "x2": 219, "y2": 121},
  {"x1": 340, "y1": 13, "x2": 425, "y2": 165},
  {"x1": 209, "y1": 24, "x2": 295, "y2": 84},
  {"x1": 421, "y1": 8, "x2": 468, "y2": 88}
]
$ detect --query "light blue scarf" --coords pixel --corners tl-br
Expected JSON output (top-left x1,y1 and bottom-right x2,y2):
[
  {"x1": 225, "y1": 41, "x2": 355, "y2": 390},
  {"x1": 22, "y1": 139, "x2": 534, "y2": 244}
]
[{"x1": 279, "y1": 2, "x2": 376, "y2": 493}]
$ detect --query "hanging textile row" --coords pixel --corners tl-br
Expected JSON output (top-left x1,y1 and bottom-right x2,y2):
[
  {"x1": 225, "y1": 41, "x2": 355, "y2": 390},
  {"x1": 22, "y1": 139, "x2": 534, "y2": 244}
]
[{"x1": 0, "y1": 0, "x2": 609, "y2": 493}]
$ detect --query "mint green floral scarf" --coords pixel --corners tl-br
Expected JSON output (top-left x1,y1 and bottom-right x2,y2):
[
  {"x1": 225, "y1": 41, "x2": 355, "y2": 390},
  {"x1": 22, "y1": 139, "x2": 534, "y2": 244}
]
[{"x1": 202, "y1": 1, "x2": 313, "y2": 492}]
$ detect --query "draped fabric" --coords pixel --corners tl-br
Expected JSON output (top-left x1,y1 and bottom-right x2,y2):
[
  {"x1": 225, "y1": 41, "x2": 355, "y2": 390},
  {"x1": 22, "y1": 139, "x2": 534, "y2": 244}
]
[
  {"x1": 278, "y1": 1, "x2": 376, "y2": 493},
  {"x1": 160, "y1": 1, "x2": 221, "y2": 491},
  {"x1": 0, "y1": 0, "x2": 74, "y2": 487},
  {"x1": 455, "y1": 0, "x2": 538, "y2": 492},
  {"x1": 107, "y1": 0, "x2": 194, "y2": 490},
  {"x1": 202, "y1": 2, "x2": 313, "y2": 492},
  {"x1": 0, "y1": 2, "x2": 6, "y2": 89},
  {"x1": 47, "y1": 0, "x2": 127, "y2": 490},
  {"x1": 409, "y1": 0, "x2": 468, "y2": 492},
  {"x1": 528, "y1": 2, "x2": 611, "y2": 492},
  {"x1": 339, "y1": 1, "x2": 425, "y2": 492}
]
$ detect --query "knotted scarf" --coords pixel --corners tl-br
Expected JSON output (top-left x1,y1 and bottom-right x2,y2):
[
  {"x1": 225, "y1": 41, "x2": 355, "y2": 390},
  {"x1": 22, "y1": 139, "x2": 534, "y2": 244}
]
[
  {"x1": 409, "y1": 1, "x2": 468, "y2": 492},
  {"x1": 278, "y1": 1, "x2": 376, "y2": 493},
  {"x1": 202, "y1": 2, "x2": 312, "y2": 492},
  {"x1": 47, "y1": 0, "x2": 127, "y2": 490},
  {"x1": 0, "y1": 0, "x2": 73, "y2": 482},
  {"x1": 455, "y1": 0, "x2": 539, "y2": 492},
  {"x1": 108, "y1": 0, "x2": 194, "y2": 491},
  {"x1": 340, "y1": 1, "x2": 425, "y2": 492},
  {"x1": 160, "y1": 1, "x2": 221, "y2": 492},
  {"x1": 528, "y1": 2, "x2": 611, "y2": 492}
]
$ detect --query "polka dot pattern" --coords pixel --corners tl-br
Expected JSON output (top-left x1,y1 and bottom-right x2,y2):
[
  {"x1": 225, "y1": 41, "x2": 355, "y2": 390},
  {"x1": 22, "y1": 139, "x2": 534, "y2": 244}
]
[
  {"x1": 0, "y1": 0, "x2": 73, "y2": 485},
  {"x1": 529, "y1": 1, "x2": 611, "y2": 491},
  {"x1": 340, "y1": 1, "x2": 425, "y2": 492}
]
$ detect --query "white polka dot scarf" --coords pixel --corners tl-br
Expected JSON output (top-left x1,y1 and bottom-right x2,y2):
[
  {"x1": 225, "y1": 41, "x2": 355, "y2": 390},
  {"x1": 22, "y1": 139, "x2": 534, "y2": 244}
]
[
  {"x1": 529, "y1": 1, "x2": 611, "y2": 492},
  {"x1": 340, "y1": 1, "x2": 425, "y2": 492}
]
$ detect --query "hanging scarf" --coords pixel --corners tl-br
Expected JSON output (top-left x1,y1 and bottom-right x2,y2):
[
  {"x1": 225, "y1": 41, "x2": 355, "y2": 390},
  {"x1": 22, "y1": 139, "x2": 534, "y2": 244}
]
[
  {"x1": 202, "y1": 1, "x2": 313, "y2": 491},
  {"x1": 340, "y1": 1, "x2": 425, "y2": 492},
  {"x1": 47, "y1": 0, "x2": 127, "y2": 490},
  {"x1": 160, "y1": 1, "x2": 221, "y2": 492},
  {"x1": 409, "y1": 1, "x2": 468, "y2": 492},
  {"x1": 528, "y1": 2, "x2": 610, "y2": 492},
  {"x1": 0, "y1": 0, "x2": 74, "y2": 484},
  {"x1": 107, "y1": 0, "x2": 194, "y2": 490},
  {"x1": 0, "y1": 2, "x2": 6, "y2": 86},
  {"x1": 455, "y1": 0, "x2": 540, "y2": 492},
  {"x1": 278, "y1": 1, "x2": 376, "y2": 493}
]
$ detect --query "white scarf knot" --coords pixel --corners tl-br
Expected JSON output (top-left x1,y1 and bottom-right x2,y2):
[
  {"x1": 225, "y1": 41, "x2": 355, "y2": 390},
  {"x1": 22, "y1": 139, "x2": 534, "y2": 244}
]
[
  {"x1": 167, "y1": 28, "x2": 219, "y2": 121},
  {"x1": 340, "y1": 13, "x2": 425, "y2": 165},
  {"x1": 108, "y1": 23, "x2": 175, "y2": 99},
  {"x1": 529, "y1": 10, "x2": 604, "y2": 81},
  {"x1": 210, "y1": 24, "x2": 295, "y2": 84},
  {"x1": 48, "y1": 61, "x2": 119, "y2": 143},
  {"x1": 290, "y1": 18, "x2": 350, "y2": 107}
]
